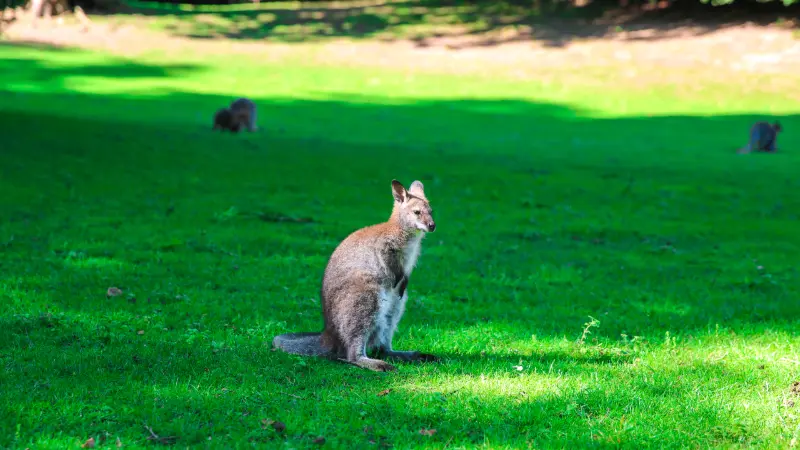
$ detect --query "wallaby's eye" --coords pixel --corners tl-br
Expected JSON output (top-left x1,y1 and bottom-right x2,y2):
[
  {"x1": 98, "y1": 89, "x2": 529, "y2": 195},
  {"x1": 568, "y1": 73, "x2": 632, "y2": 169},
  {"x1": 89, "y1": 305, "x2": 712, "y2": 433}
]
[{"x1": 413, "y1": 210, "x2": 421, "y2": 216}]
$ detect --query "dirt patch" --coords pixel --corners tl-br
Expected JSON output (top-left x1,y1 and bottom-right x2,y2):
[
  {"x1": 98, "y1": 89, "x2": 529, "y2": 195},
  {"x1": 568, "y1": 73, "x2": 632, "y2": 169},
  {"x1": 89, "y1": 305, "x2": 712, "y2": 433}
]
[
  {"x1": 783, "y1": 381, "x2": 800, "y2": 408},
  {"x1": 3, "y1": 9, "x2": 800, "y2": 80}
]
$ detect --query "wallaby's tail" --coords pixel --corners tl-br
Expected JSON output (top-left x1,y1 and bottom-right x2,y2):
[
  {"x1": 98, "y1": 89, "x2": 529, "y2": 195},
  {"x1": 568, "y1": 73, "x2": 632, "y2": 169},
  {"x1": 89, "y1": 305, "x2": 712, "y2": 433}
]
[
  {"x1": 738, "y1": 140, "x2": 754, "y2": 154},
  {"x1": 272, "y1": 332, "x2": 333, "y2": 357}
]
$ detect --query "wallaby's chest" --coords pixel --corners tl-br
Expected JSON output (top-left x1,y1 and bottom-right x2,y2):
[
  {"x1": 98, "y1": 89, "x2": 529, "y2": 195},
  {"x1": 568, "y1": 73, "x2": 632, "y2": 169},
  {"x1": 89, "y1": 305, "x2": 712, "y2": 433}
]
[
  {"x1": 374, "y1": 236, "x2": 421, "y2": 314},
  {"x1": 367, "y1": 234, "x2": 425, "y2": 349},
  {"x1": 396, "y1": 234, "x2": 423, "y2": 277},
  {"x1": 384, "y1": 235, "x2": 422, "y2": 294}
]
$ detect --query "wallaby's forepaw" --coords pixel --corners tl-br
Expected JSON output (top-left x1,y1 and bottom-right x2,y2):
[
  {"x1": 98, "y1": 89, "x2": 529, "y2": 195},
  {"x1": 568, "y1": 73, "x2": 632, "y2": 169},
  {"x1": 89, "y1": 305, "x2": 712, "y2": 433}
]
[{"x1": 355, "y1": 357, "x2": 397, "y2": 372}]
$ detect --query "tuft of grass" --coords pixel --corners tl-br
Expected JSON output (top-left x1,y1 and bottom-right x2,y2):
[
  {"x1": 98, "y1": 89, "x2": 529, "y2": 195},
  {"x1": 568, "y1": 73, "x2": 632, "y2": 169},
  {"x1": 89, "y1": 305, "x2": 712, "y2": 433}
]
[{"x1": 1, "y1": 39, "x2": 800, "y2": 449}]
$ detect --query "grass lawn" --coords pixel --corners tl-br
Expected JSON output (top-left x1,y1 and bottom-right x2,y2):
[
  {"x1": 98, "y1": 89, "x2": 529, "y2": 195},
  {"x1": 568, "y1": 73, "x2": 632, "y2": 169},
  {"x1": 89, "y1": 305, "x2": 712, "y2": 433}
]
[{"x1": 2, "y1": 30, "x2": 800, "y2": 449}]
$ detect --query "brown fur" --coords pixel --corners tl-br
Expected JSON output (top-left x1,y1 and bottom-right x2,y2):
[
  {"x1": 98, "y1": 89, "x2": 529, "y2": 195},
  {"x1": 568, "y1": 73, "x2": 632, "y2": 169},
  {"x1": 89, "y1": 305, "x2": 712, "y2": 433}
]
[{"x1": 272, "y1": 180, "x2": 438, "y2": 372}]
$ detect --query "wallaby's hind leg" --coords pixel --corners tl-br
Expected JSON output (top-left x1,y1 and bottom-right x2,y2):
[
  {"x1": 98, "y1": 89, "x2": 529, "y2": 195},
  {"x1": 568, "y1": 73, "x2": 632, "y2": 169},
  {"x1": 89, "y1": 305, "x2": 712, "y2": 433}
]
[
  {"x1": 377, "y1": 329, "x2": 438, "y2": 363},
  {"x1": 376, "y1": 291, "x2": 439, "y2": 364},
  {"x1": 336, "y1": 289, "x2": 397, "y2": 372},
  {"x1": 345, "y1": 337, "x2": 397, "y2": 372},
  {"x1": 379, "y1": 347, "x2": 439, "y2": 363}
]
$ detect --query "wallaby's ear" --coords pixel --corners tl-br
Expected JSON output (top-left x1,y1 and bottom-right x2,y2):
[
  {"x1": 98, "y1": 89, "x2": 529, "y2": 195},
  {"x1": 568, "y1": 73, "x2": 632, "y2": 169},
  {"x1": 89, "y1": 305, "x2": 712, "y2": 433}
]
[
  {"x1": 391, "y1": 180, "x2": 408, "y2": 204},
  {"x1": 408, "y1": 180, "x2": 426, "y2": 199}
]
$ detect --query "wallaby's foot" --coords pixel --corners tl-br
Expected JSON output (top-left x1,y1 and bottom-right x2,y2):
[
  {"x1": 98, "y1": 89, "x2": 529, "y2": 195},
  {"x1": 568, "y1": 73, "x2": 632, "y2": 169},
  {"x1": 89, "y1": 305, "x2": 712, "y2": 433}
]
[
  {"x1": 382, "y1": 350, "x2": 440, "y2": 363},
  {"x1": 355, "y1": 357, "x2": 397, "y2": 372}
]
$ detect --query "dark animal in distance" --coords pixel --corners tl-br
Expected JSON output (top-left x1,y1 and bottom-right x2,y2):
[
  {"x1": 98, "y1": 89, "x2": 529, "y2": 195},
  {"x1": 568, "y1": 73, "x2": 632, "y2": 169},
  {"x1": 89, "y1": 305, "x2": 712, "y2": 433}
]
[
  {"x1": 229, "y1": 98, "x2": 258, "y2": 132},
  {"x1": 212, "y1": 108, "x2": 241, "y2": 133},
  {"x1": 738, "y1": 121, "x2": 782, "y2": 154}
]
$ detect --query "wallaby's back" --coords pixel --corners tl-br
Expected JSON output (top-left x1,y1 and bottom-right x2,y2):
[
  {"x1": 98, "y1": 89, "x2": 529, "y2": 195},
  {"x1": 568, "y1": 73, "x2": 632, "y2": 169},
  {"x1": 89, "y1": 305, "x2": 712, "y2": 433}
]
[{"x1": 739, "y1": 121, "x2": 782, "y2": 153}]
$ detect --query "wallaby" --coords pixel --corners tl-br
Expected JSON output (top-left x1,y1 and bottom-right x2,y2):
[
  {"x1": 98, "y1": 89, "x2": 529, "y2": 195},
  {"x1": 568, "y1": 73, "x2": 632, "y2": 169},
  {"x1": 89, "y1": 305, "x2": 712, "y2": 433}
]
[
  {"x1": 738, "y1": 121, "x2": 782, "y2": 154},
  {"x1": 272, "y1": 179, "x2": 439, "y2": 372},
  {"x1": 212, "y1": 108, "x2": 240, "y2": 133},
  {"x1": 230, "y1": 98, "x2": 257, "y2": 132}
]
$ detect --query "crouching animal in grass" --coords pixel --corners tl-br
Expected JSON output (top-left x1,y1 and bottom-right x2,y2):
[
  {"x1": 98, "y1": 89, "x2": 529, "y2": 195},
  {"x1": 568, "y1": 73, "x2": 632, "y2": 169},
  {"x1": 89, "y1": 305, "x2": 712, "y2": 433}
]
[
  {"x1": 272, "y1": 179, "x2": 439, "y2": 372},
  {"x1": 230, "y1": 98, "x2": 258, "y2": 132},
  {"x1": 738, "y1": 121, "x2": 782, "y2": 154},
  {"x1": 212, "y1": 108, "x2": 240, "y2": 133}
]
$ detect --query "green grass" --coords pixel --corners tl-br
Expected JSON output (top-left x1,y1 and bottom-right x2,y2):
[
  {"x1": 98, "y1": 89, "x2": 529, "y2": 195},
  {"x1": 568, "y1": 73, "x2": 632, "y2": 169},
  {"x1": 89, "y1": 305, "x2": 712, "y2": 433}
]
[{"x1": 2, "y1": 39, "x2": 800, "y2": 449}]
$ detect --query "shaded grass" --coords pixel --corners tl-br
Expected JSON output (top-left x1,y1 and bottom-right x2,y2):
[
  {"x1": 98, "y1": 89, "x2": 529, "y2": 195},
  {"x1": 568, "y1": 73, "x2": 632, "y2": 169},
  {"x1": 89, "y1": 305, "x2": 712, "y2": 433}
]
[{"x1": 1, "y1": 41, "x2": 800, "y2": 448}]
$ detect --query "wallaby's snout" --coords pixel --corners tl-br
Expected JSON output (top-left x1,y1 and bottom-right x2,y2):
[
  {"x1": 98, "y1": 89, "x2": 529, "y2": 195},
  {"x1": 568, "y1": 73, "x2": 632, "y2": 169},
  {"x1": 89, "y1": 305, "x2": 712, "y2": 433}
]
[{"x1": 411, "y1": 209, "x2": 434, "y2": 233}]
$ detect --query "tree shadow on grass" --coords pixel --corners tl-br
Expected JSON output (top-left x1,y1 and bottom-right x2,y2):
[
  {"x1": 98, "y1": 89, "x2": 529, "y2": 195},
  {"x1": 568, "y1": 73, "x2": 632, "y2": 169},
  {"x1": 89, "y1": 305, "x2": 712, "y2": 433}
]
[
  {"x1": 1, "y1": 86, "x2": 799, "y2": 339},
  {"x1": 1, "y1": 84, "x2": 799, "y2": 446},
  {"x1": 102, "y1": 0, "x2": 800, "y2": 48},
  {"x1": 0, "y1": 40, "x2": 204, "y2": 83}
]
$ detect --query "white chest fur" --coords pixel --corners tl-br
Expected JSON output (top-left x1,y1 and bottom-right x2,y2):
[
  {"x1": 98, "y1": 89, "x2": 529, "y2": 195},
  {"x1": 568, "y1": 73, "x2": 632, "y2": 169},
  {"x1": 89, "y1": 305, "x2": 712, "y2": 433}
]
[{"x1": 401, "y1": 232, "x2": 424, "y2": 277}]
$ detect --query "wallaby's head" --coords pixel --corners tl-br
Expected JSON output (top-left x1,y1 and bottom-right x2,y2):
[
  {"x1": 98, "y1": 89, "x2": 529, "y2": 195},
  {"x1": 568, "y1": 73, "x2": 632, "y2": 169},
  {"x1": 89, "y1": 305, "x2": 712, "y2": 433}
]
[
  {"x1": 773, "y1": 121, "x2": 783, "y2": 133},
  {"x1": 391, "y1": 179, "x2": 435, "y2": 233}
]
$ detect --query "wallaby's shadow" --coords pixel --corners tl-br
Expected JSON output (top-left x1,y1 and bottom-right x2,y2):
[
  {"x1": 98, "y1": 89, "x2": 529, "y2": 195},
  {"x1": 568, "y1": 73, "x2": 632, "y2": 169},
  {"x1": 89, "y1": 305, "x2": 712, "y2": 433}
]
[{"x1": 434, "y1": 347, "x2": 637, "y2": 370}]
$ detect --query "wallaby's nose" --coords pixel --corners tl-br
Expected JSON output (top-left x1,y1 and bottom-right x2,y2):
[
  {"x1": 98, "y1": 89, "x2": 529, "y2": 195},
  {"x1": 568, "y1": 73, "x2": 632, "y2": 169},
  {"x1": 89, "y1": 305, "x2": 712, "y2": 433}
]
[{"x1": 428, "y1": 222, "x2": 436, "y2": 232}]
